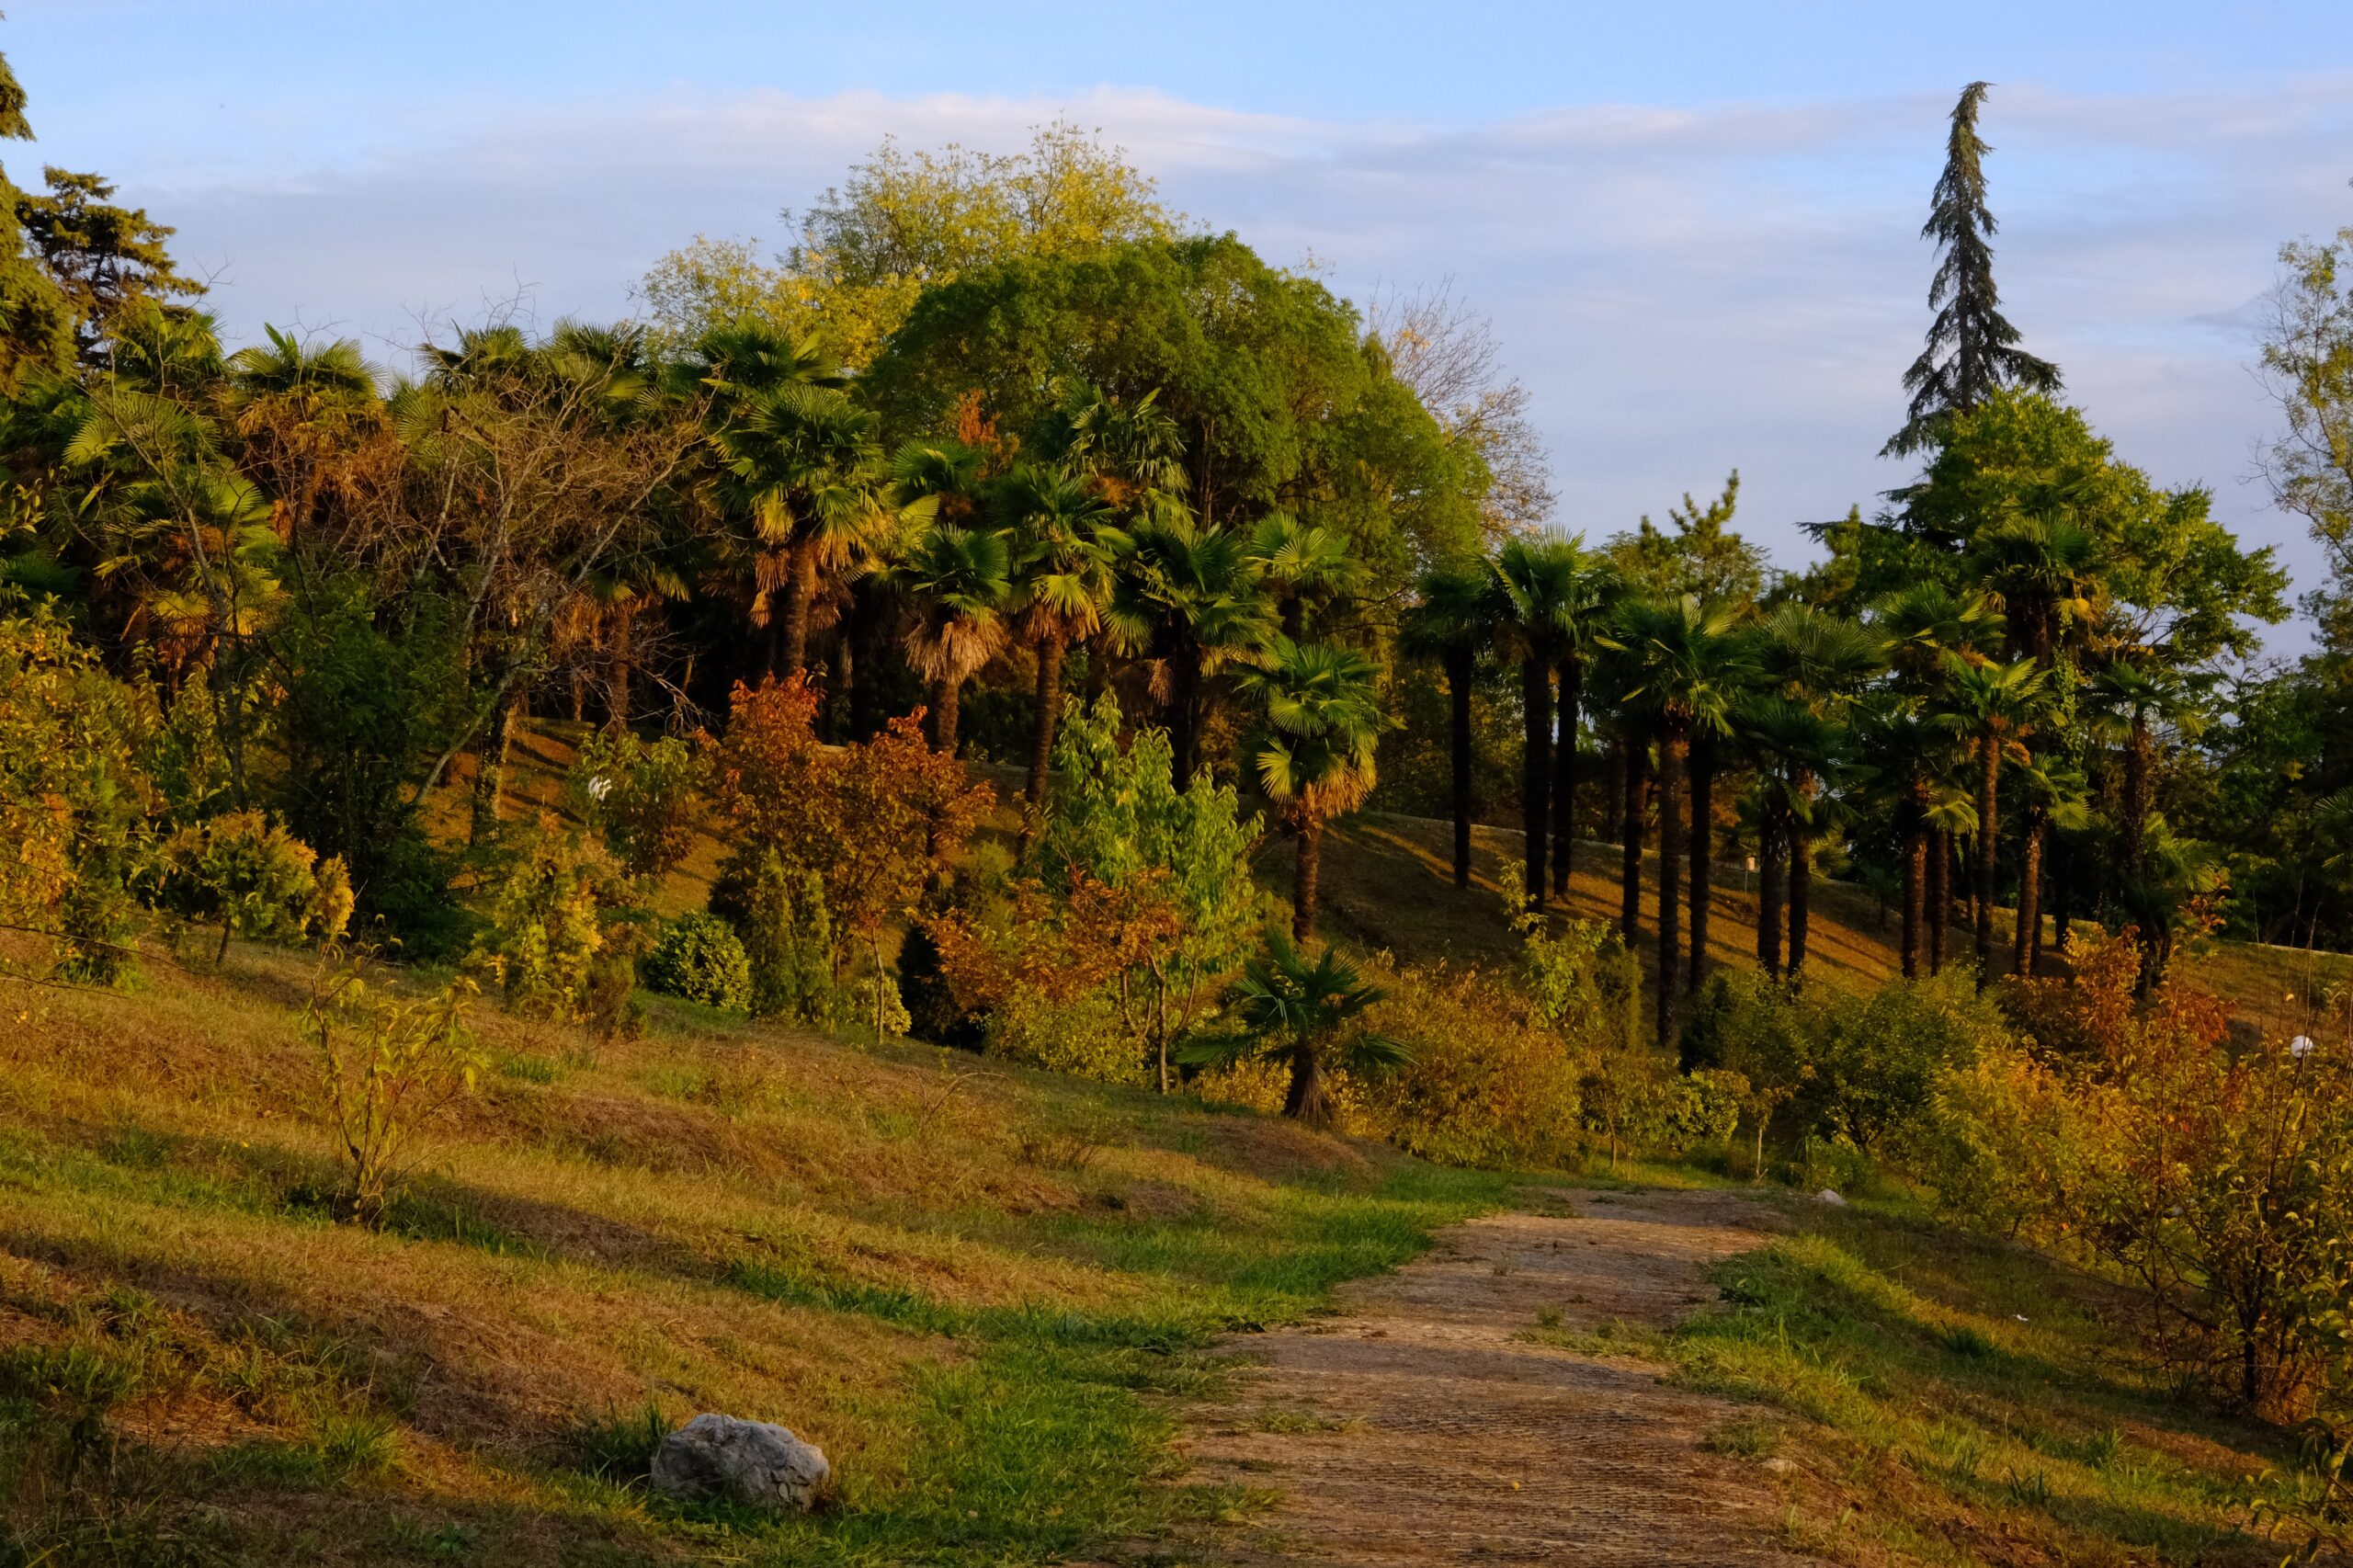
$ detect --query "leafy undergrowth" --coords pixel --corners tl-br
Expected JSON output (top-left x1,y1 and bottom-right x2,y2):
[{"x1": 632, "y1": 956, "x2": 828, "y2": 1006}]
[
  {"x1": 1666, "y1": 1199, "x2": 2302, "y2": 1566},
  {"x1": 0, "y1": 938, "x2": 1502, "y2": 1565}
]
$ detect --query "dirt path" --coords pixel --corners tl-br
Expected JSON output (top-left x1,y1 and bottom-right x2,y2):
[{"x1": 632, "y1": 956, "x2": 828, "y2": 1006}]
[{"x1": 1185, "y1": 1186, "x2": 1819, "y2": 1566}]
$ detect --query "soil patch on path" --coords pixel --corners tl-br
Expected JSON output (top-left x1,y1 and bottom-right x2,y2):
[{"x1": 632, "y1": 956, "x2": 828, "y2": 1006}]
[{"x1": 1186, "y1": 1185, "x2": 1822, "y2": 1566}]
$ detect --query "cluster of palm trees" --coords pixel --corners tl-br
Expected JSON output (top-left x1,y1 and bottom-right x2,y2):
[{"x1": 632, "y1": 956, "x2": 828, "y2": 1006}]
[
  {"x1": 1406, "y1": 529, "x2": 2184, "y2": 1046},
  {"x1": 695, "y1": 330, "x2": 1390, "y2": 937}
]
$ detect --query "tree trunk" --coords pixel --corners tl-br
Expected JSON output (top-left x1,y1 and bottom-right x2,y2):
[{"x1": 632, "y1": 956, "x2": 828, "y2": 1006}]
[
  {"x1": 1521, "y1": 651, "x2": 1552, "y2": 911},
  {"x1": 604, "y1": 597, "x2": 635, "y2": 734},
  {"x1": 1283, "y1": 1040, "x2": 1334, "y2": 1125},
  {"x1": 1293, "y1": 816, "x2": 1324, "y2": 944},
  {"x1": 2015, "y1": 810, "x2": 2045, "y2": 978},
  {"x1": 1021, "y1": 633, "x2": 1066, "y2": 854},
  {"x1": 1552, "y1": 653, "x2": 1582, "y2": 897},
  {"x1": 1900, "y1": 776, "x2": 1927, "y2": 980},
  {"x1": 1447, "y1": 644, "x2": 1474, "y2": 890},
  {"x1": 1975, "y1": 733, "x2": 1999, "y2": 990},
  {"x1": 1171, "y1": 654, "x2": 1202, "y2": 784},
  {"x1": 1927, "y1": 827, "x2": 1948, "y2": 975},
  {"x1": 2051, "y1": 836, "x2": 2073, "y2": 957},
  {"x1": 847, "y1": 588, "x2": 883, "y2": 741},
  {"x1": 1688, "y1": 733, "x2": 1714, "y2": 994},
  {"x1": 779, "y1": 539, "x2": 817, "y2": 676},
  {"x1": 1602, "y1": 738, "x2": 1626, "y2": 846},
  {"x1": 931, "y1": 676, "x2": 961, "y2": 756},
  {"x1": 1655, "y1": 722, "x2": 1686, "y2": 1049},
  {"x1": 2121, "y1": 712, "x2": 2150, "y2": 880},
  {"x1": 1620, "y1": 736, "x2": 1645, "y2": 940},
  {"x1": 1756, "y1": 816, "x2": 1784, "y2": 980},
  {"x1": 1788, "y1": 821, "x2": 1813, "y2": 988},
  {"x1": 471, "y1": 687, "x2": 524, "y2": 846}
]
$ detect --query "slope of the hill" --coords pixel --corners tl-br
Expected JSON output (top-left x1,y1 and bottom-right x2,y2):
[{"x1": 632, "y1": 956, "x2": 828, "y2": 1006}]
[
  {"x1": 0, "y1": 933, "x2": 1501, "y2": 1564},
  {"x1": 460, "y1": 718, "x2": 2352, "y2": 1038}
]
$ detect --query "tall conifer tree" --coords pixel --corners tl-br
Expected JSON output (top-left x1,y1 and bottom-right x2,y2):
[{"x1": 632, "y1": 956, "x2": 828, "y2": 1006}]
[{"x1": 1884, "y1": 82, "x2": 2060, "y2": 457}]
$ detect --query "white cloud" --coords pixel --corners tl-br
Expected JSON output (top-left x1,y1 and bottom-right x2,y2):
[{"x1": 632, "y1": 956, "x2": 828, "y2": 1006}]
[{"x1": 128, "y1": 77, "x2": 2353, "y2": 647}]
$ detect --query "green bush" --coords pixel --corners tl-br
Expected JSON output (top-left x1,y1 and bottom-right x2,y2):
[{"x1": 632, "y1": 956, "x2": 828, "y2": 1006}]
[
  {"x1": 984, "y1": 989, "x2": 1143, "y2": 1085},
  {"x1": 566, "y1": 730, "x2": 703, "y2": 881},
  {"x1": 1638, "y1": 1068, "x2": 1748, "y2": 1156},
  {"x1": 713, "y1": 847, "x2": 833, "y2": 1025},
  {"x1": 1353, "y1": 958, "x2": 1582, "y2": 1169},
  {"x1": 467, "y1": 824, "x2": 638, "y2": 1022},
  {"x1": 644, "y1": 913, "x2": 752, "y2": 1011},
  {"x1": 1803, "y1": 971, "x2": 2009, "y2": 1152}
]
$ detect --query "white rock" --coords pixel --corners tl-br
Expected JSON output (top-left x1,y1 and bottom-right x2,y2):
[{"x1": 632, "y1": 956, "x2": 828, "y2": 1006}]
[
  {"x1": 1814, "y1": 1189, "x2": 1846, "y2": 1207},
  {"x1": 651, "y1": 1414, "x2": 830, "y2": 1511}
]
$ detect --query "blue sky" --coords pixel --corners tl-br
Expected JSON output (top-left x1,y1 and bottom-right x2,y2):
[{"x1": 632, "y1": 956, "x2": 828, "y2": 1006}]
[{"x1": 9, "y1": 2, "x2": 2352, "y2": 645}]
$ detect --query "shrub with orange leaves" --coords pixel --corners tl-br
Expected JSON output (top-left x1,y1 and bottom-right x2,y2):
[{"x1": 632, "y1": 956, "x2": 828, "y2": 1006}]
[{"x1": 704, "y1": 675, "x2": 995, "y2": 968}]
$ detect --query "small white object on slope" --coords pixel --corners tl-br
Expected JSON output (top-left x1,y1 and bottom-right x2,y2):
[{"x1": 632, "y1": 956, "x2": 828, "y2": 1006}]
[{"x1": 1814, "y1": 1189, "x2": 1846, "y2": 1207}]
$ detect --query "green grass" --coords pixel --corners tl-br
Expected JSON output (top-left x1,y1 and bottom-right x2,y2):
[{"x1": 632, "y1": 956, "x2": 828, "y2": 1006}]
[
  {"x1": 0, "y1": 935, "x2": 1505, "y2": 1566},
  {"x1": 1652, "y1": 1198, "x2": 2294, "y2": 1566}
]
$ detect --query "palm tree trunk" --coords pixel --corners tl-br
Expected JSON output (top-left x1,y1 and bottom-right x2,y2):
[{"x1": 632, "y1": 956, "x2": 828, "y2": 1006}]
[
  {"x1": 1788, "y1": 821, "x2": 1813, "y2": 988},
  {"x1": 848, "y1": 587, "x2": 882, "y2": 741},
  {"x1": 1687, "y1": 733, "x2": 1713, "y2": 994},
  {"x1": 1927, "y1": 826, "x2": 1947, "y2": 975},
  {"x1": 780, "y1": 539, "x2": 817, "y2": 676},
  {"x1": 604, "y1": 597, "x2": 635, "y2": 733},
  {"x1": 1620, "y1": 736, "x2": 1645, "y2": 940},
  {"x1": 1293, "y1": 816, "x2": 1324, "y2": 944},
  {"x1": 1900, "y1": 777, "x2": 1927, "y2": 980},
  {"x1": 1975, "y1": 733, "x2": 1999, "y2": 990},
  {"x1": 2014, "y1": 812, "x2": 2045, "y2": 978},
  {"x1": 1602, "y1": 738, "x2": 1626, "y2": 846},
  {"x1": 931, "y1": 676, "x2": 961, "y2": 756},
  {"x1": 2051, "y1": 836, "x2": 2073, "y2": 958},
  {"x1": 1552, "y1": 654, "x2": 1582, "y2": 897},
  {"x1": 1283, "y1": 1039, "x2": 1334, "y2": 1126},
  {"x1": 1171, "y1": 654, "x2": 1202, "y2": 783},
  {"x1": 1447, "y1": 643, "x2": 1474, "y2": 890},
  {"x1": 1024, "y1": 633, "x2": 1066, "y2": 835},
  {"x1": 1655, "y1": 722, "x2": 1685, "y2": 1048},
  {"x1": 1756, "y1": 816, "x2": 1784, "y2": 981},
  {"x1": 2121, "y1": 713, "x2": 2150, "y2": 880},
  {"x1": 1521, "y1": 652, "x2": 1552, "y2": 911}
]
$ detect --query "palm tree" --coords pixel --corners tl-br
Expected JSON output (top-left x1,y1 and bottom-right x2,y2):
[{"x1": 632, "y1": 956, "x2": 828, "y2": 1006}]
[
  {"x1": 1187, "y1": 930, "x2": 1409, "y2": 1127},
  {"x1": 1490, "y1": 535, "x2": 1587, "y2": 912},
  {"x1": 1107, "y1": 513, "x2": 1276, "y2": 781},
  {"x1": 1872, "y1": 585, "x2": 1999, "y2": 976},
  {"x1": 1745, "y1": 606, "x2": 1884, "y2": 987},
  {"x1": 712, "y1": 382, "x2": 911, "y2": 676},
  {"x1": 996, "y1": 463, "x2": 1120, "y2": 835},
  {"x1": 894, "y1": 523, "x2": 1012, "y2": 755},
  {"x1": 1936, "y1": 653, "x2": 2046, "y2": 988},
  {"x1": 1969, "y1": 504, "x2": 2098, "y2": 668},
  {"x1": 1615, "y1": 594, "x2": 1747, "y2": 1042},
  {"x1": 1402, "y1": 560, "x2": 1492, "y2": 890},
  {"x1": 1238, "y1": 637, "x2": 1388, "y2": 941},
  {"x1": 1245, "y1": 511, "x2": 1365, "y2": 640},
  {"x1": 2010, "y1": 755, "x2": 2089, "y2": 976},
  {"x1": 1735, "y1": 698, "x2": 1840, "y2": 983}
]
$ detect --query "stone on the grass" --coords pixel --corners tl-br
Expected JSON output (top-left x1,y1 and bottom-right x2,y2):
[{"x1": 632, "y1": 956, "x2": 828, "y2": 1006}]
[
  {"x1": 650, "y1": 1414, "x2": 829, "y2": 1511},
  {"x1": 1814, "y1": 1188, "x2": 1846, "y2": 1207}
]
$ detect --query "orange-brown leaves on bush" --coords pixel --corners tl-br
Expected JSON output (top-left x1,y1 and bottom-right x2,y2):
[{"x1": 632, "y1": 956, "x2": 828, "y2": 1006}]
[
  {"x1": 926, "y1": 870, "x2": 1181, "y2": 1016},
  {"x1": 705, "y1": 676, "x2": 995, "y2": 942}
]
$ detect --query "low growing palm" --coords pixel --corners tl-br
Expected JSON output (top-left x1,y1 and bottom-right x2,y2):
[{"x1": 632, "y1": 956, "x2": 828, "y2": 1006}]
[{"x1": 1186, "y1": 930, "x2": 1409, "y2": 1127}]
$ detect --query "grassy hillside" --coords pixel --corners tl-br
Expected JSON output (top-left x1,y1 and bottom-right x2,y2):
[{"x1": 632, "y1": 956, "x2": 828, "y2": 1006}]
[
  {"x1": 476, "y1": 717, "x2": 2353, "y2": 1040},
  {"x1": 0, "y1": 935, "x2": 1499, "y2": 1564}
]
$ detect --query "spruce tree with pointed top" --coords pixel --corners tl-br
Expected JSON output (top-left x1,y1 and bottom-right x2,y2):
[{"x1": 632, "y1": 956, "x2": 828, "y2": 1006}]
[
  {"x1": 1883, "y1": 82, "x2": 2061, "y2": 457},
  {"x1": 0, "y1": 46, "x2": 74, "y2": 392}
]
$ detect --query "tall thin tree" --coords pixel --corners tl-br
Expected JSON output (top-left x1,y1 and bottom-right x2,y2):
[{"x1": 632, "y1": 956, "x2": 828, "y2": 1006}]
[{"x1": 1884, "y1": 82, "x2": 2061, "y2": 457}]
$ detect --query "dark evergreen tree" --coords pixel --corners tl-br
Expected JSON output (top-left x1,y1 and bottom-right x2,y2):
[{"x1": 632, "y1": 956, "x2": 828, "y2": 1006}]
[{"x1": 1884, "y1": 82, "x2": 2060, "y2": 457}]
